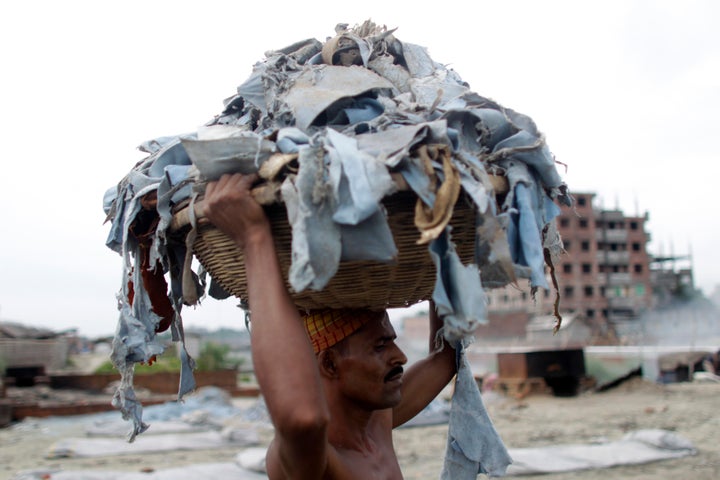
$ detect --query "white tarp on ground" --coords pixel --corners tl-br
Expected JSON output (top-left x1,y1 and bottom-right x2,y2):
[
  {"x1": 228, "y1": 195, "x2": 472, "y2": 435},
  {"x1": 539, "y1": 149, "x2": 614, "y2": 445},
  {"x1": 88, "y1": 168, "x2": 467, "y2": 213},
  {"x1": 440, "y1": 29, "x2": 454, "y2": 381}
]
[
  {"x1": 30, "y1": 429, "x2": 696, "y2": 479},
  {"x1": 505, "y1": 429, "x2": 696, "y2": 476},
  {"x1": 46, "y1": 429, "x2": 260, "y2": 458},
  {"x1": 12, "y1": 462, "x2": 267, "y2": 480},
  {"x1": 85, "y1": 419, "x2": 213, "y2": 437}
]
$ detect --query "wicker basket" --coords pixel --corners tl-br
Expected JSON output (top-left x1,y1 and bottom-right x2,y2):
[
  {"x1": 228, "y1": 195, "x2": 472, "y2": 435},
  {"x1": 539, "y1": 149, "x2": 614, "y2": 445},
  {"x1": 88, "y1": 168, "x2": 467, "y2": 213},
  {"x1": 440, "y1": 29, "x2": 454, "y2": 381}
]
[{"x1": 171, "y1": 187, "x2": 488, "y2": 311}]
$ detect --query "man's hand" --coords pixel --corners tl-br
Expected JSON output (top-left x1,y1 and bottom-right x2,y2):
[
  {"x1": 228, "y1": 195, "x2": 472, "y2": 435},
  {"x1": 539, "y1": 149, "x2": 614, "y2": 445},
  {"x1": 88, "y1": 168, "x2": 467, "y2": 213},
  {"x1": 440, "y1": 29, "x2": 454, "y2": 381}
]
[{"x1": 203, "y1": 173, "x2": 270, "y2": 250}]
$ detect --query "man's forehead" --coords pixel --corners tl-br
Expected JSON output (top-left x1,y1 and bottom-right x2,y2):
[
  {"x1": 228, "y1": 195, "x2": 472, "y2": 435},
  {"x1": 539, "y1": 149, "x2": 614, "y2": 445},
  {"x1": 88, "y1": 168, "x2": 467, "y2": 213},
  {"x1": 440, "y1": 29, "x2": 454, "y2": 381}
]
[
  {"x1": 358, "y1": 312, "x2": 394, "y2": 338},
  {"x1": 379, "y1": 313, "x2": 393, "y2": 333}
]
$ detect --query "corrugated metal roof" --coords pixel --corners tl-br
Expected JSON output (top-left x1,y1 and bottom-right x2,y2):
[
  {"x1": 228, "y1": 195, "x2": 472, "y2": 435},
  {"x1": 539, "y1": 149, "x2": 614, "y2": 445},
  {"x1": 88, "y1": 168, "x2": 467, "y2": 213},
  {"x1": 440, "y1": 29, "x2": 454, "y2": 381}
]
[{"x1": 0, "y1": 321, "x2": 58, "y2": 339}]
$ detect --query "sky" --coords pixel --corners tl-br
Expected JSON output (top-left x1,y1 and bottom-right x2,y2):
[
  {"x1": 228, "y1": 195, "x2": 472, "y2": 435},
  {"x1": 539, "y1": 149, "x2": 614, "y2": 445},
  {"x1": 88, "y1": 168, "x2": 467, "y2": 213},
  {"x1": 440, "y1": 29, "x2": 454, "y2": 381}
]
[{"x1": 1, "y1": 0, "x2": 718, "y2": 338}]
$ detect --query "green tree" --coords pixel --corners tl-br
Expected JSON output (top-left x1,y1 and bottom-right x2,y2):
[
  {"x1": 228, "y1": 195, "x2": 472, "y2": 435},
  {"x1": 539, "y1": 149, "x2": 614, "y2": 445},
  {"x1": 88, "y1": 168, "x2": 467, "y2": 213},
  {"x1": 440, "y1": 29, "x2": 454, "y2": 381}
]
[
  {"x1": 195, "y1": 342, "x2": 238, "y2": 371},
  {"x1": 93, "y1": 340, "x2": 240, "y2": 373}
]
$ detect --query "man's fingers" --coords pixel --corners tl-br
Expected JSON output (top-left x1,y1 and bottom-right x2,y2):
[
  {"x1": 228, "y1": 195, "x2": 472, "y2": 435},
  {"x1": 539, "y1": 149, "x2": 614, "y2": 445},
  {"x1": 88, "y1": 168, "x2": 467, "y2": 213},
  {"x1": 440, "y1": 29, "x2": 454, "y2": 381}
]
[
  {"x1": 233, "y1": 173, "x2": 259, "y2": 191},
  {"x1": 211, "y1": 173, "x2": 258, "y2": 194},
  {"x1": 205, "y1": 180, "x2": 216, "y2": 198},
  {"x1": 207, "y1": 173, "x2": 255, "y2": 198}
]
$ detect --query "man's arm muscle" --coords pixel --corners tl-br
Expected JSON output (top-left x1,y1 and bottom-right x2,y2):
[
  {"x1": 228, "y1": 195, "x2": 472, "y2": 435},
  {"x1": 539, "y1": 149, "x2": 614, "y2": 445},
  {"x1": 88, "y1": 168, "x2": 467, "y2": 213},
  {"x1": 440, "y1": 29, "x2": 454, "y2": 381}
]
[
  {"x1": 392, "y1": 302, "x2": 457, "y2": 427},
  {"x1": 204, "y1": 174, "x2": 329, "y2": 477}
]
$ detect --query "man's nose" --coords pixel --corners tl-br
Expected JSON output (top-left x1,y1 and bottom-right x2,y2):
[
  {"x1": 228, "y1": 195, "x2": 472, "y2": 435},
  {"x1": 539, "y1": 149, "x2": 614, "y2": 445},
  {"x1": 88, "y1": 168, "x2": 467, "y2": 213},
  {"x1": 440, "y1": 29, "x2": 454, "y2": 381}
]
[{"x1": 391, "y1": 343, "x2": 408, "y2": 366}]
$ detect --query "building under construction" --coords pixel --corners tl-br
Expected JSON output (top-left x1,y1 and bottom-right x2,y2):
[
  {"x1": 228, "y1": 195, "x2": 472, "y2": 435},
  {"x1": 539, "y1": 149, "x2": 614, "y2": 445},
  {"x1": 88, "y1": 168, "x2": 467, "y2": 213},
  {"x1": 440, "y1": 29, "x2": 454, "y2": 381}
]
[{"x1": 482, "y1": 192, "x2": 695, "y2": 345}]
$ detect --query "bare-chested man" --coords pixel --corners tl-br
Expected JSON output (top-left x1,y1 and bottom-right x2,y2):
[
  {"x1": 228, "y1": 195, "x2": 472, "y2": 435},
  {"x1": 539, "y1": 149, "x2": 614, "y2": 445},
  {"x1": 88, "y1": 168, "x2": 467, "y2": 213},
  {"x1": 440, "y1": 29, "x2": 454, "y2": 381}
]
[{"x1": 204, "y1": 173, "x2": 457, "y2": 479}]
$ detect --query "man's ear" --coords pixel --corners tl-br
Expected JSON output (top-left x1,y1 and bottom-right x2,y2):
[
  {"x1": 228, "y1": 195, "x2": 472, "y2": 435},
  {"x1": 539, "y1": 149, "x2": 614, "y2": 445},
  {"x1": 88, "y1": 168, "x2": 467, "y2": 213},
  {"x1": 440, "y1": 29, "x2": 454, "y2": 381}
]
[{"x1": 318, "y1": 349, "x2": 340, "y2": 379}]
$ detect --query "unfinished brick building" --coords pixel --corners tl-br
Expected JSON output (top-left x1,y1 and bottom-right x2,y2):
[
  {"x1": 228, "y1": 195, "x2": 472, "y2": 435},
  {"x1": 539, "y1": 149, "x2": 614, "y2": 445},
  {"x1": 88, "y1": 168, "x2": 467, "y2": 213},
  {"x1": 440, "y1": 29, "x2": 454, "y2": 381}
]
[{"x1": 483, "y1": 192, "x2": 654, "y2": 343}]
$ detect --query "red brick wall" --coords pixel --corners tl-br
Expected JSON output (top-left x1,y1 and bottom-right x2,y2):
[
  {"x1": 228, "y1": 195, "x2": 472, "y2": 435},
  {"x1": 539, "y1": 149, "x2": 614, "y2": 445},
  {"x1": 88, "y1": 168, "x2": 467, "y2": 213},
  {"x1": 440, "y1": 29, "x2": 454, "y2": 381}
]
[{"x1": 49, "y1": 369, "x2": 238, "y2": 394}]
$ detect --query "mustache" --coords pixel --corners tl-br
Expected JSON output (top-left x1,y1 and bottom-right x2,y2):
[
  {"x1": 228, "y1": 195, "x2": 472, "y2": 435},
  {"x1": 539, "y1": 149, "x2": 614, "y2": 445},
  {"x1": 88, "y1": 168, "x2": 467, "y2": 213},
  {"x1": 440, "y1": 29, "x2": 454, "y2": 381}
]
[{"x1": 384, "y1": 366, "x2": 404, "y2": 382}]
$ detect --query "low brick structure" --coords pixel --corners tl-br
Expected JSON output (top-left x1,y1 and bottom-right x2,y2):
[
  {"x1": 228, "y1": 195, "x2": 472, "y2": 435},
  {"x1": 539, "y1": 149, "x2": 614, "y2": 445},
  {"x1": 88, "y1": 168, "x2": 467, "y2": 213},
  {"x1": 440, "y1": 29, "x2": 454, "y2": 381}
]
[{"x1": 49, "y1": 369, "x2": 242, "y2": 394}]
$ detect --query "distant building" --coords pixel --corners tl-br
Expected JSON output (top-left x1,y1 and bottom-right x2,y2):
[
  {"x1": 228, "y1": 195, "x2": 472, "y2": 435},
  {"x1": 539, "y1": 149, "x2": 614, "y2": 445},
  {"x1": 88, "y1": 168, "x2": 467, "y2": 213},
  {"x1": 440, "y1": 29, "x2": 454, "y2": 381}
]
[
  {"x1": 650, "y1": 255, "x2": 696, "y2": 307},
  {"x1": 711, "y1": 285, "x2": 720, "y2": 309},
  {"x1": 484, "y1": 192, "x2": 663, "y2": 344},
  {"x1": 0, "y1": 322, "x2": 71, "y2": 382}
]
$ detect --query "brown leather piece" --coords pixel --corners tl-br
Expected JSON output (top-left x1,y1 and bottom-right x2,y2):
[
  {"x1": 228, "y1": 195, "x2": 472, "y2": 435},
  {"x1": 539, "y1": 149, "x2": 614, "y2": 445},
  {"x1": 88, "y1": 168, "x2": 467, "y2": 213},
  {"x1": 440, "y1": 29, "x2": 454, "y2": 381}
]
[{"x1": 126, "y1": 196, "x2": 174, "y2": 333}]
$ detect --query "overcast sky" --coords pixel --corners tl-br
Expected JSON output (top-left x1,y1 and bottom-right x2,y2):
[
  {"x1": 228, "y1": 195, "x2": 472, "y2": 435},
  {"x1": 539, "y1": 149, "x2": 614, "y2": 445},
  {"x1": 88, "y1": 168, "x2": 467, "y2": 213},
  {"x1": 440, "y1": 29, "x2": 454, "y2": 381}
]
[{"x1": 1, "y1": 0, "x2": 718, "y2": 337}]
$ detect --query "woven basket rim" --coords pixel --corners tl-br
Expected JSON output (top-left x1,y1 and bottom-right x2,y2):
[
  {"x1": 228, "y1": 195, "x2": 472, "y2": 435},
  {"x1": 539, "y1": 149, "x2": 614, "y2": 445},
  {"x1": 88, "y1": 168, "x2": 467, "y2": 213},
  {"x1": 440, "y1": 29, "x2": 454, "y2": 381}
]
[{"x1": 178, "y1": 189, "x2": 480, "y2": 310}]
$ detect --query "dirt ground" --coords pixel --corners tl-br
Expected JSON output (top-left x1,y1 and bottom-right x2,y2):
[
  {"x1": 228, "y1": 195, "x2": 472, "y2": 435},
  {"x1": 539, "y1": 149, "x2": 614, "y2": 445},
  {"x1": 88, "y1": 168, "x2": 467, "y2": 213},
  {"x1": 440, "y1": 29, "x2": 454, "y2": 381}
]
[
  {"x1": 1, "y1": 377, "x2": 718, "y2": 480},
  {"x1": 396, "y1": 377, "x2": 720, "y2": 479}
]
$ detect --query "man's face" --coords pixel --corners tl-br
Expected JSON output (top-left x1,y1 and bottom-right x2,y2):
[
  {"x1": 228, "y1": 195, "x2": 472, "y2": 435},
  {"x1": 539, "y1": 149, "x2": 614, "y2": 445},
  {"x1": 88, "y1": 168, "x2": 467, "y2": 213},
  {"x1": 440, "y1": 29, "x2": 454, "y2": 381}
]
[{"x1": 333, "y1": 313, "x2": 408, "y2": 410}]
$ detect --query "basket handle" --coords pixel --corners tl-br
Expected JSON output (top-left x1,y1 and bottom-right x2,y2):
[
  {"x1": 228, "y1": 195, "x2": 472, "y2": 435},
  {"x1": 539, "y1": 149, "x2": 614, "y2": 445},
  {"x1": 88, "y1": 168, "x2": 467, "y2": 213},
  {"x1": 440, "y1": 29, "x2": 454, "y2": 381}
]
[
  {"x1": 169, "y1": 182, "x2": 279, "y2": 232},
  {"x1": 169, "y1": 173, "x2": 508, "y2": 232}
]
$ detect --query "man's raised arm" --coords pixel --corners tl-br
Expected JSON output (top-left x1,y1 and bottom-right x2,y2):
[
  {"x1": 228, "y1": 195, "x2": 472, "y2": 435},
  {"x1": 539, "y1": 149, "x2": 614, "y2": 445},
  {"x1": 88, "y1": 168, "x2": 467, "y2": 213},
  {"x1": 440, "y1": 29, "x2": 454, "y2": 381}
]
[
  {"x1": 204, "y1": 173, "x2": 329, "y2": 478},
  {"x1": 392, "y1": 301, "x2": 457, "y2": 427}
]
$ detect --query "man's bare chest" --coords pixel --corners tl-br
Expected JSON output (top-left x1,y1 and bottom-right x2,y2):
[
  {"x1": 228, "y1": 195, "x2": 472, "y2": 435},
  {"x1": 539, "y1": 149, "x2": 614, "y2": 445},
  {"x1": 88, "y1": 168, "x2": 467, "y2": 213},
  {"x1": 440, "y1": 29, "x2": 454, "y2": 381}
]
[{"x1": 328, "y1": 443, "x2": 403, "y2": 479}]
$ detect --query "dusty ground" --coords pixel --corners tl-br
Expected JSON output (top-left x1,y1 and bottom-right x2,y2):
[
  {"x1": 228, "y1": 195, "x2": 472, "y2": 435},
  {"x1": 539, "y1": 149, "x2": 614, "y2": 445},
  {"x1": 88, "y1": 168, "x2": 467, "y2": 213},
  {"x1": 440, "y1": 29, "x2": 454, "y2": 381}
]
[
  {"x1": 1, "y1": 378, "x2": 718, "y2": 480},
  {"x1": 396, "y1": 378, "x2": 720, "y2": 479}
]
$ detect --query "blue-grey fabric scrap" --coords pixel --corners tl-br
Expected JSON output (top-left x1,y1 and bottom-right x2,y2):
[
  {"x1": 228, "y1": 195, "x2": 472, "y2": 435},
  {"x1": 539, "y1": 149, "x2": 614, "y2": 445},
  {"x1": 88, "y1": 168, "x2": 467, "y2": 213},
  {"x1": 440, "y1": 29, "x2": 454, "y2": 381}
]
[
  {"x1": 281, "y1": 145, "x2": 341, "y2": 292},
  {"x1": 325, "y1": 128, "x2": 395, "y2": 226},
  {"x1": 104, "y1": 134, "x2": 200, "y2": 441},
  {"x1": 429, "y1": 229, "x2": 487, "y2": 343},
  {"x1": 501, "y1": 161, "x2": 562, "y2": 289},
  {"x1": 355, "y1": 120, "x2": 452, "y2": 167},
  {"x1": 324, "y1": 129, "x2": 398, "y2": 262},
  {"x1": 442, "y1": 346, "x2": 513, "y2": 479},
  {"x1": 110, "y1": 300, "x2": 164, "y2": 442}
]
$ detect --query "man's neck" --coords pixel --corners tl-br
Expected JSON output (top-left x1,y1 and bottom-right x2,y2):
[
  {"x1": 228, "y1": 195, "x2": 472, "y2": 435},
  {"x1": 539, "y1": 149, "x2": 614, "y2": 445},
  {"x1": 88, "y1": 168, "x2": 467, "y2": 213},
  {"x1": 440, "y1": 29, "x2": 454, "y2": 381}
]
[{"x1": 326, "y1": 397, "x2": 387, "y2": 453}]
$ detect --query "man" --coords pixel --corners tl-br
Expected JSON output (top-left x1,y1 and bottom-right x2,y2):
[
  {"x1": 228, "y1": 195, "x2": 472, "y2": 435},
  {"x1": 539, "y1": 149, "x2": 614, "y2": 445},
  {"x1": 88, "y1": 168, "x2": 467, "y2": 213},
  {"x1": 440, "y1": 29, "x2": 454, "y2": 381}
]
[{"x1": 204, "y1": 173, "x2": 457, "y2": 479}]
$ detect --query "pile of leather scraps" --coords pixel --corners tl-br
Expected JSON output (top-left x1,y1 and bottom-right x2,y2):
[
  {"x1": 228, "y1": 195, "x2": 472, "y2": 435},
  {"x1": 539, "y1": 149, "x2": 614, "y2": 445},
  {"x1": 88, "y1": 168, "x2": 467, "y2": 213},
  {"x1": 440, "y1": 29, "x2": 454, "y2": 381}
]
[{"x1": 103, "y1": 20, "x2": 571, "y2": 443}]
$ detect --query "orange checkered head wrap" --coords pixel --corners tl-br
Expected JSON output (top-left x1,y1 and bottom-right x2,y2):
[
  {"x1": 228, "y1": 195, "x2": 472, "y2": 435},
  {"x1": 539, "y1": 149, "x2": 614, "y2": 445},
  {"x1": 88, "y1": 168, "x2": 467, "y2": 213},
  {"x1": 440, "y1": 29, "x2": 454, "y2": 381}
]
[{"x1": 302, "y1": 308, "x2": 386, "y2": 353}]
